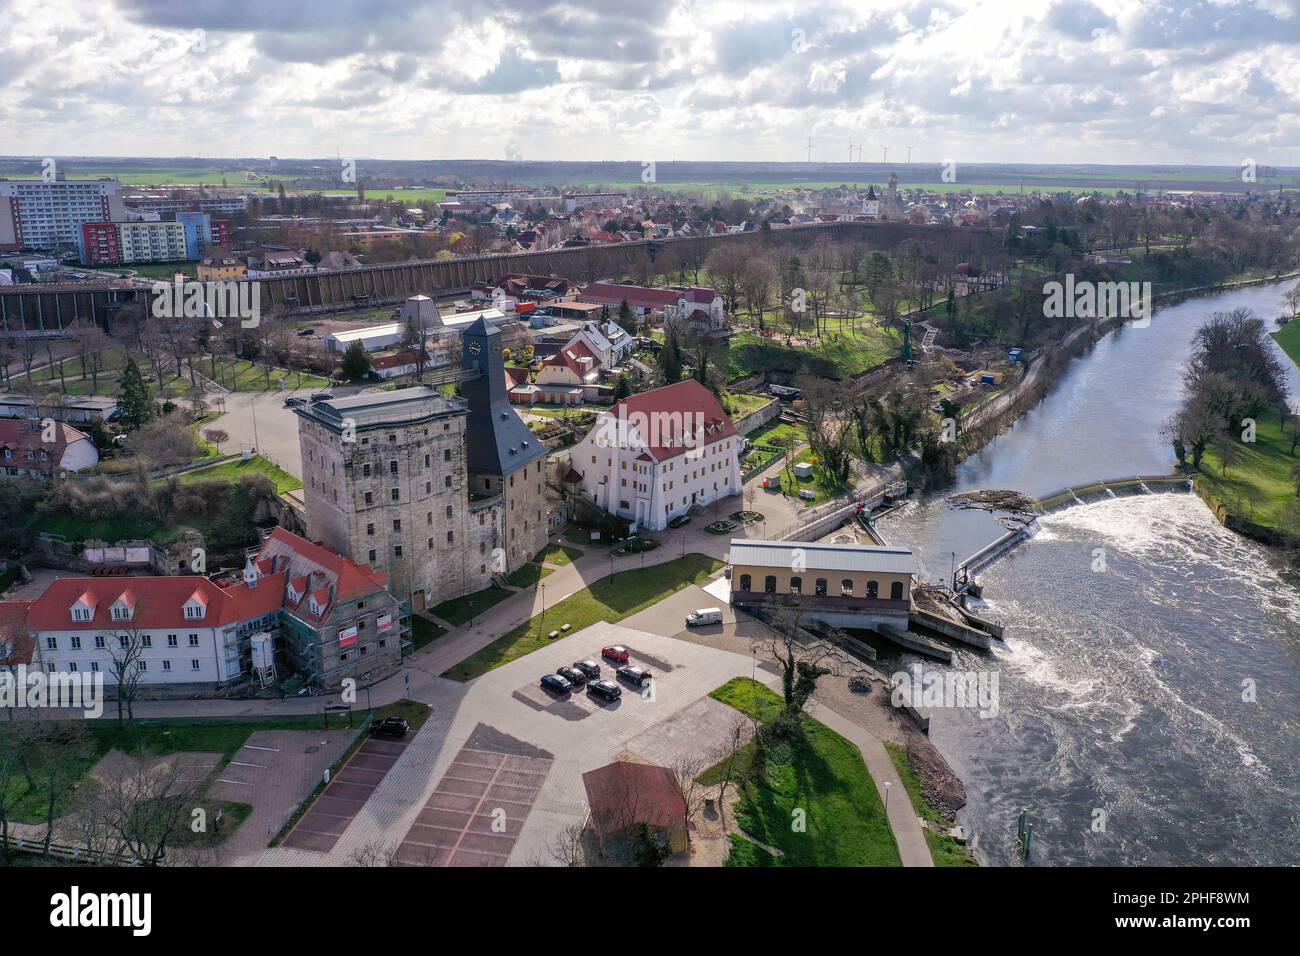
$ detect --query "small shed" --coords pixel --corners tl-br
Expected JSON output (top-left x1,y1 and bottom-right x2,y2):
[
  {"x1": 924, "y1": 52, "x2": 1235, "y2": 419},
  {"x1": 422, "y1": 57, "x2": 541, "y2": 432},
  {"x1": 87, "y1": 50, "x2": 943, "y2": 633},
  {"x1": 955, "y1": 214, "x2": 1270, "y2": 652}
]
[
  {"x1": 582, "y1": 761, "x2": 689, "y2": 855},
  {"x1": 793, "y1": 462, "x2": 814, "y2": 480}
]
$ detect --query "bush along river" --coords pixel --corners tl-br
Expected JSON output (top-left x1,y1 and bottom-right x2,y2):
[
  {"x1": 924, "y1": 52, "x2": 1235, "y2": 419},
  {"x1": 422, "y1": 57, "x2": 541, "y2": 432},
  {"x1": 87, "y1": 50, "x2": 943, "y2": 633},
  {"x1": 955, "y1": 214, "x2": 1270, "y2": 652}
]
[{"x1": 877, "y1": 280, "x2": 1300, "y2": 866}]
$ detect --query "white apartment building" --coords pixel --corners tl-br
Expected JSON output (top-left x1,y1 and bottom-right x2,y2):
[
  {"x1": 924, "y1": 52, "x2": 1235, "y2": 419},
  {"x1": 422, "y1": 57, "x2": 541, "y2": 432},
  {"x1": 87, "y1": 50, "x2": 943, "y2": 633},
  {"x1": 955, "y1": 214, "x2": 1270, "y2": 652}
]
[
  {"x1": 570, "y1": 379, "x2": 742, "y2": 530},
  {"x1": 117, "y1": 220, "x2": 189, "y2": 263},
  {"x1": 0, "y1": 179, "x2": 126, "y2": 251}
]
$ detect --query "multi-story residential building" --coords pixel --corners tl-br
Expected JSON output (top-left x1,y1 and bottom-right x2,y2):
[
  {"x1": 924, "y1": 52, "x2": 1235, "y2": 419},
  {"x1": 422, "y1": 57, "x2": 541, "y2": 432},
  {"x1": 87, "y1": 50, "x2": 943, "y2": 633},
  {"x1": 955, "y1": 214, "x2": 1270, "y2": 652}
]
[
  {"x1": 0, "y1": 179, "x2": 126, "y2": 252},
  {"x1": 196, "y1": 248, "x2": 247, "y2": 281},
  {"x1": 174, "y1": 211, "x2": 231, "y2": 259},
  {"x1": 569, "y1": 379, "x2": 741, "y2": 530},
  {"x1": 727, "y1": 539, "x2": 915, "y2": 633},
  {"x1": 0, "y1": 526, "x2": 405, "y2": 689},
  {"x1": 295, "y1": 315, "x2": 548, "y2": 612},
  {"x1": 123, "y1": 193, "x2": 248, "y2": 216}
]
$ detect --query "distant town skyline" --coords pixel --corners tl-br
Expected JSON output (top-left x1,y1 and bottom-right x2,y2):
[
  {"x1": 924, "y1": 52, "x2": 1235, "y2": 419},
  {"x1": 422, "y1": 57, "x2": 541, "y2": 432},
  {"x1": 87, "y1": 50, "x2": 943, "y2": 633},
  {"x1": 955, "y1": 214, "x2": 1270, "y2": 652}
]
[{"x1": 3, "y1": 0, "x2": 1299, "y2": 167}]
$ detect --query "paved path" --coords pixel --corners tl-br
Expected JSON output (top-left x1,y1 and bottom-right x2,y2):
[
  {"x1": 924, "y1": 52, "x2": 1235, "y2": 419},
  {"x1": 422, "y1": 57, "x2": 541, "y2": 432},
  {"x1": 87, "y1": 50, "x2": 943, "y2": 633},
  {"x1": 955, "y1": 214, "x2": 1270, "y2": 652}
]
[{"x1": 806, "y1": 700, "x2": 933, "y2": 867}]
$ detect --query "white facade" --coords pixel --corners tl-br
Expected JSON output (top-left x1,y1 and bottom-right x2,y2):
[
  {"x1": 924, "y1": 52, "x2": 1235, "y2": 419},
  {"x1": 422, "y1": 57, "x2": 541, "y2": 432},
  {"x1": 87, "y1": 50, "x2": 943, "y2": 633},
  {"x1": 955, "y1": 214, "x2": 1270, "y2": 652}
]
[
  {"x1": 0, "y1": 180, "x2": 125, "y2": 250},
  {"x1": 572, "y1": 419, "x2": 741, "y2": 530},
  {"x1": 117, "y1": 220, "x2": 189, "y2": 263},
  {"x1": 31, "y1": 623, "x2": 243, "y2": 685}
]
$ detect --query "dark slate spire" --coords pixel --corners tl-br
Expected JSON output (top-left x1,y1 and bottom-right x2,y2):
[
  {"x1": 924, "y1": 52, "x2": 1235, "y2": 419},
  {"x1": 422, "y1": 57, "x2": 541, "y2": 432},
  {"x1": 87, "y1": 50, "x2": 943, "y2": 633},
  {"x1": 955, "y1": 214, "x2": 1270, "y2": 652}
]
[{"x1": 461, "y1": 313, "x2": 546, "y2": 477}]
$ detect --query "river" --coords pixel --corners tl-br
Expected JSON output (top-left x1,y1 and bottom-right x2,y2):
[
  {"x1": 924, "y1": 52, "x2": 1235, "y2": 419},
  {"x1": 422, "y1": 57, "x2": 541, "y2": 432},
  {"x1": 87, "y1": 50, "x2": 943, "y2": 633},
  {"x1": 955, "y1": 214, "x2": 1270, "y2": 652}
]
[{"x1": 876, "y1": 280, "x2": 1300, "y2": 866}]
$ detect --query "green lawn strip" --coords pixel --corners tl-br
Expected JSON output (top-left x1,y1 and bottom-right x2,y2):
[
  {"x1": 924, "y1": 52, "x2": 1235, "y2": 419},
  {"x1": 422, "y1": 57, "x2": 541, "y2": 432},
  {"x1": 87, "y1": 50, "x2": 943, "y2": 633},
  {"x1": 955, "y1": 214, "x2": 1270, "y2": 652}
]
[
  {"x1": 442, "y1": 554, "x2": 724, "y2": 681},
  {"x1": 884, "y1": 740, "x2": 978, "y2": 867},
  {"x1": 1, "y1": 714, "x2": 330, "y2": 824},
  {"x1": 270, "y1": 700, "x2": 430, "y2": 847},
  {"x1": 1272, "y1": 318, "x2": 1300, "y2": 368},
  {"x1": 429, "y1": 586, "x2": 513, "y2": 627},
  {"x1": 562, "y1": 524, "x2": 607, "y2": 546},
  {"x1": 703, "y1": 677, "x2": 902, "y2": 867},
  {"x1": 505, "y1": 562, "x2": 554, "y2": 589},
  {"x1": 536, "y1": 542, "x2": 582, "y2": 566},
  {"x1": 1197, "y1": 413, "x2": 1299, "y2": 528},
  {"x1": 410, "y1": 615, "x2": 448, "y2": 651},
  {"x1": 179, "y1": 454, "x2": 303, "y2": 494},
  {"x1": 169, "y1": 800, "x2": 254, "y2": 848},
  {"x1": 724, "y1": 834, "x2": 778, "y2": 866}
]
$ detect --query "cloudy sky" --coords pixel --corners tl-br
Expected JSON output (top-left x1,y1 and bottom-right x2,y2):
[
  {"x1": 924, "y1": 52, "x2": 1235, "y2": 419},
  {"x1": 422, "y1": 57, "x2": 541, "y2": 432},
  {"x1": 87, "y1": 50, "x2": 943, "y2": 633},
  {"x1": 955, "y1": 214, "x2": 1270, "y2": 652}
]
[{"x1": 2, "y1": 0, "x2": 1299, "y2": 166}]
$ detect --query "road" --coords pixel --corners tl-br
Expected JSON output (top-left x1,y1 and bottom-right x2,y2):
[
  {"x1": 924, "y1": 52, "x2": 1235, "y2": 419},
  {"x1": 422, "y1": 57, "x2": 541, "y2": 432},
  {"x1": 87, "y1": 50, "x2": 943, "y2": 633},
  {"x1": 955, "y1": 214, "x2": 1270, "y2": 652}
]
[{"x1": 207, "y1": 382, "x2": 369, "y2": 478}]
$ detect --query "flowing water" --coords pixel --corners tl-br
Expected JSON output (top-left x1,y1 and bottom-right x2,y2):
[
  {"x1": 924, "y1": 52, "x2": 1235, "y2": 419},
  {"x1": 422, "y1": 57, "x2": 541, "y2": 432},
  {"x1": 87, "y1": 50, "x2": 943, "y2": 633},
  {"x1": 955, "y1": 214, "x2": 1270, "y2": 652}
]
[{"x1": 876, "y1": 281, "x2": 1300, "y2": 866}]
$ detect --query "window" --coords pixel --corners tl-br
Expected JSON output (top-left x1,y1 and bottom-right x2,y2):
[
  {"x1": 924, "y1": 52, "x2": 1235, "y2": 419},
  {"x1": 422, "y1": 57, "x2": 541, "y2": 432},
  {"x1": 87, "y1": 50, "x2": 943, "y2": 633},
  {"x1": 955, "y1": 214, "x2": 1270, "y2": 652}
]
[
  {"x1": 841, "y1": 579, "x2": 854, "y2": 597},
  {"x1": 184, "y1": 602, "x2": 204, "y2": 620},
  {"x1": 393, "y1": 519, "x2": 402, "y2": 532},
  {"x1": 167, "y1": 634, "x2": 178, "y2": 647},
  {"x1": 890, "y1": 581, "x2": 905, "y2": 601},
  {"x1": 444, "y1": 476, "x2": 452, "y2": 488},
  {"x1": 447, "y1": 530, "x2": 454, "y2": 544},
  {"x1": 141, "y1": 635, "x2": 153, "y2": 648},
  {"x1": 391, "y1": 488, "x2": 400, "y2": 501},
  {"x1": 790, "y1": 576, "x2": 802, "y2": 595},
  {"x1": 390, "y1": 460, "x2": 398, "y2": 474},
  {"x1": 71, "y1": 606, "x2": 92, "y2": 622},
  {"x1": 95, "y1": 636, "x2": 105, "y2": 649},
  {"x1": 90, "y1": 662, "x2": 99, "y2": 672},
  {"x1": 445, "y1": 505, "x2": 453, "y2": 519},
  {"x1": 191, "y1": 660, "x2": 200, "y2": 671},
  {"x1": 444, "y1": 449, "x2": 451, "y2": 461},
  {"x1": 739, "y1": 574, "x2": 752, "y2": 591},
  {"x1": 368, "y1": 549, "x2": 377, "y2": 563},
  {"x1": 364, "y1": 492, "x2": 373, "y2": 505},
  {"x1": 362, "y1": 463, "x2": 371, "y2": 477},
  {"x1": 764, "y1": 575, "x2": 777, "y2": 593},
  {"x1": 815, "y1": 578, "x2": 828, "y2": 596},
  {"x1": 189, "y1": 634, "x2": 199, "y2": 646},
  {"x1": 68, "y1": 662, "x2": 78, "y2": 672},
  {"x1": 162, "y1": 660, "x2": 172, "y2": 671},
  {"x1": 866, "y1": 580, "x2": 879, "y2": 599},
  {"x1": 394, "y1": 545, "x2": 403, "y2": 557}
]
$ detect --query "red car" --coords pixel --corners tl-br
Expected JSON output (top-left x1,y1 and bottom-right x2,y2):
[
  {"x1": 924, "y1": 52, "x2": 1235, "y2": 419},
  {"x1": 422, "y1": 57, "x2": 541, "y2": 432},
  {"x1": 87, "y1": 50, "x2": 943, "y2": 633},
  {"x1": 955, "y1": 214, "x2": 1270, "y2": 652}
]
[{"x1": 601, "y1": 645, "x2": 630, "y2": 663}]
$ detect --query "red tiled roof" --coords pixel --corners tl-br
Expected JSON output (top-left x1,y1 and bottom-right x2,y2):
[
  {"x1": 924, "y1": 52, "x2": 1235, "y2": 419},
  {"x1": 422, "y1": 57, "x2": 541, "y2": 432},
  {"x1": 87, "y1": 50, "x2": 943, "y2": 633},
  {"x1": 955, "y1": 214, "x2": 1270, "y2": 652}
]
[
  {"x1": 504, "y1": 366, "x2": 530, "y2": 388},
  {"x1": 19, "y1": 571, "x2": 286, "y2": 632},
  {"x1": 256, "y1": 526, "x2": 388, "y2": 601},
  {"x1": 582, "y1": 761, "x2": 687, "y2": 839},
  {"x1": 0, "y1": 600, "x2": 35, "y2": 665},
  {"x1": 579, "y1": 283, "x2": 677, "y2": 311},
  {"x1": 606, "y1": 379, "x2": 737, "y2": 463},
  {"x1": 0, "y1": 419, "x2": 92, "y2": 473}
]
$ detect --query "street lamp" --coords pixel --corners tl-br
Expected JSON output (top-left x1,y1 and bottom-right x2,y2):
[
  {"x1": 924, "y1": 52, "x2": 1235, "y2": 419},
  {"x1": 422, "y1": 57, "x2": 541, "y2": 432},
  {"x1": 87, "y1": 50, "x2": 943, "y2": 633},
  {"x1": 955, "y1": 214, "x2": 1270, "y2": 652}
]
[
  {"x1": 681, "y1": 530, "x2": 686, "y2": 556},
  {"x1": 540, "y1": 583, "x2": 546, "y2": 620},
  {"x1": 885, "y1": 781, "x2": 891, "y2": 813}
]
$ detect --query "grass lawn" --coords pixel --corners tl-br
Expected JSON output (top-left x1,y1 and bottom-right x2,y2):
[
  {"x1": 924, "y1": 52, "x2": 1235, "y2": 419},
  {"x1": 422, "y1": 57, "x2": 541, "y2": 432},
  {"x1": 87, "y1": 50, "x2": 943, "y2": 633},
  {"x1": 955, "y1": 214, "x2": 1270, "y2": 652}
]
[
  {"x1": 1273, "y1": 318, "x2": 1300, "y2": 369},
  {"x1": 884, "y1": 741, "x2": 979, "y2": 867},
  {"x1": 745, "y1": 417, "x2": 805, "y2": 446},
  {"x1": 0, "y1": 714, "x2": 330, "y2": 824},
  {"x1": 505, "y1": 562, "x2": 554, "y2": 588},
  {"x1": 36, "y1": 511, "x2": 172, "y2": 545},
  {"x1": 442, "y1": 553, "x2": 724, "y2": 681},
  {"x1": 1197, "y1": 413, "x2": 1300, "y2": 529},
  {"x1": 725, "y1": 834, "x2": 779, "y2": 866},
  {"x1": 180, "y1": 454, "x2": 303, "y2": 494},
  {"x1": 723, "y1": 325, "x2": 900, "y2": 380},
  {"x1": 722, "y1": 392, "x2": 771, "y2": 418},
  {"x1": 701, "y1": 677, "x2": 902, "y2": 867},
  {"x1": 562, "y1": 524, "x2": 606, "y2": 546},
  {"x1": 777, "y1": 465, "x2": 849, "y2": 506},
  {"x1": 536, "y1": 542, "x2": 582, "y2": 566},
  {"x1": 429, "y1": 586, "x2": 513, "y2": 627},
  {"x1": 410, "y1": 614, "x2": 448, "y2": 651}
]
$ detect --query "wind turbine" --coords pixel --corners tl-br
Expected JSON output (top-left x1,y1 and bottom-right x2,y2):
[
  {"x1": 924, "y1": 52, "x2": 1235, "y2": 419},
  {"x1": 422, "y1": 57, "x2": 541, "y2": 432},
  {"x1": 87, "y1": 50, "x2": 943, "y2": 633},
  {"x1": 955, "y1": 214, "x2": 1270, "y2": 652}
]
[
  {"x1": 880, "y1": 144, "x2": 891, "y2": 164},
  {"x1": 806, "y1": 137, "x2": 815, "y2": 162},
  {"x1": 848, "y1": 142, "x2": 856, "y2": 164},
  {"x1": 903, "y1": 144, "x2": 914, "y2": 164}
]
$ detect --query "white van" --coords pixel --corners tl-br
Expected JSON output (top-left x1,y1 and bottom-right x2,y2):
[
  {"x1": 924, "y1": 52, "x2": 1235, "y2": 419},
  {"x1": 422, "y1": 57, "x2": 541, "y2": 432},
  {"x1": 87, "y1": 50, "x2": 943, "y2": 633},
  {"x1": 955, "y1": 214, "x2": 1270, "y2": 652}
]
[{"x1": 686, "y1": 607, "x2": 723, "y2": 627}]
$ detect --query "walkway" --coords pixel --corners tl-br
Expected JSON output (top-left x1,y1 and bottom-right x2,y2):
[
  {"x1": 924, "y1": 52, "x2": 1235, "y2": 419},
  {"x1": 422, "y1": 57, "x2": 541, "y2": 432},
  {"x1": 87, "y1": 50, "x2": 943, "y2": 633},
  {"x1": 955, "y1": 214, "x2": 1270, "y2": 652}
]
[{"x1": 806, "y1": 701, "x2": 933, "y2": 867}]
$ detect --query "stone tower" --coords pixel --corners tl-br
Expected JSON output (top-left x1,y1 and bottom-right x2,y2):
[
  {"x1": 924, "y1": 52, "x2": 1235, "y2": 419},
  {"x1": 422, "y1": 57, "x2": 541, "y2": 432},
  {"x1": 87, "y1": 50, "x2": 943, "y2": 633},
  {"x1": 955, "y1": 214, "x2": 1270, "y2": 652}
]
[{"x1": 461, "y1": 316, "x2": 550, "y2": 572}]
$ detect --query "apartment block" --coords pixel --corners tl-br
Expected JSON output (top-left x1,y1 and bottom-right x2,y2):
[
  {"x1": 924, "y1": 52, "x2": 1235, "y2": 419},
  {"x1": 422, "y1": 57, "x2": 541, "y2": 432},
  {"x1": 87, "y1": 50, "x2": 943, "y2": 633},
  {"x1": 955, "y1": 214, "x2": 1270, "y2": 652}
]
[{"x1": 0, "y1": 179, "x2": 126, "y2": 252}]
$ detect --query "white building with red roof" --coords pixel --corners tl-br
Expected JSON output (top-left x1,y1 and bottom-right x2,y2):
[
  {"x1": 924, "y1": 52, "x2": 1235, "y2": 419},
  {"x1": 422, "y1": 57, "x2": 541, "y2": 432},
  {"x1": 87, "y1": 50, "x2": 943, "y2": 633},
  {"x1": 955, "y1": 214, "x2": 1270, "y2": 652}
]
[
  {"x1": 0, "y1": 526, "x2": 404, "y2": 689},
  {"x1": 0, "y1": 418, "x2": 99, "y2": 478},
  {"x1": 568, "y1": 379, "x2": 741, "y2": 529}
]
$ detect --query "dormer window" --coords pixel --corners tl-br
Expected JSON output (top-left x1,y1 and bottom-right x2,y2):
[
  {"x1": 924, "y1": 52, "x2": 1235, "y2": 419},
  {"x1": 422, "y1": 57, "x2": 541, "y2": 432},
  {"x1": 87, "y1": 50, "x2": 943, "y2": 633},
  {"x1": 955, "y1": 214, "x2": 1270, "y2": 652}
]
[
  {"x1": 111, "y1": 603, "x2": 133, "y2": 621},
  {"x1": 71, "y1": 605, "x2": 93, "y2": 622},
  {"x1": 184, "y1": 602, "x2": 205, "y2": 620}
]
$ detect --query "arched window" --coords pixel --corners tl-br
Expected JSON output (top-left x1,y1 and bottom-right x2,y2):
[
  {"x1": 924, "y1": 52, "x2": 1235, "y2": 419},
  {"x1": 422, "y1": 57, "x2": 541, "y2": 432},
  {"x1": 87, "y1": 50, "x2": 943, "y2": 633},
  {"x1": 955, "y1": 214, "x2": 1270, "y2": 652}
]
[
  {"x1": 815, "y1": 578, "x2": 828, "y2": 596},
  {"x1": 739, "y1": 574, "x2": 752, "y2": 592},
  {"x1": 890, "y1": 581, "x2": 904, "y2": 600},
  {"x1": 866, "y1": 580, "x2": 879, "y2": 599},
  {"x1": 790, "y1": 576, "x2": 802, "y2": 595},
  {"x1": 841, "y1": 579, "x2": 854, "y2": 597},
  {"x1": 764, "y1": 575, "x2": 777, "y2": 593}
]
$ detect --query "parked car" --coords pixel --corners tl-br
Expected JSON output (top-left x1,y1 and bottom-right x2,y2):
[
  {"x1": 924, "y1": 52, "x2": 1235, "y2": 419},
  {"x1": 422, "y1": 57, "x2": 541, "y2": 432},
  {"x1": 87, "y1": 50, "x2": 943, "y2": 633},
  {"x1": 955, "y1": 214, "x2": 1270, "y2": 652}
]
[
  {"x1": 369, "y1": 716, "x2": 410, "y2": 738},
  {"x1": 310, "y1": 391, "x2": 334, "y2": 402},
  {"x1": 540, "y1": 673, "x2": 572, "y2": 695},
  {"x1": 283, "y1": 396, "x2": 306, "y2": 407},
  {"x1": 616, "y1": 665, "x2": 652, "y2": 688},
  {"x1": 587, "y1": 679, "x2": 622, "y2": 703},
  {"x1": 686, "y1": 607, "x2": 723, "y2": 627},
  {"x1": 557, "y1": 665, "x2": 587, "y2": 687},
  {"x1": 296, "y1": 327, "x2": 315, "y2": 337},
  {"x1": 668, "y1": 514, "x2": 692, "y2": 529},
  {"x1": 573, "y1": 660, "x2": 601, "y2": 680},
  {"x1": 601, "y1": 645, "x2": 630, "y2": 663}
]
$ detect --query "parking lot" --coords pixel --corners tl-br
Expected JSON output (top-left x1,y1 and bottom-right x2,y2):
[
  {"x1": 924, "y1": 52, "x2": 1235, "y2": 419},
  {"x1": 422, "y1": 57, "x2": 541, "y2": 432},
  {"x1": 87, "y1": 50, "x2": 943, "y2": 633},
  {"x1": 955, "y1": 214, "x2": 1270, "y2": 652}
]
[{"x1": 281, "y1": 735, "x2": 411, "y2": 853}]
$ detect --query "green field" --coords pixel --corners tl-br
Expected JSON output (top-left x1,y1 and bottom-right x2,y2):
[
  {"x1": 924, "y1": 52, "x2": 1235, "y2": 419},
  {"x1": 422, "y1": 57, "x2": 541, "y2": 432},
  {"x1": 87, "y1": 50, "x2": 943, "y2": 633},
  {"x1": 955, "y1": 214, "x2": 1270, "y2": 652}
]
[
  {"x1": 723, "y1": 325, "x2": 901, "y2": 380},
  {"x1": 1273, "y1": 318, "x2": 1300, "y2": 368},
  {"x1": 701, "y1": 678, "x2": 901, "y2": 867},
  {"x1": 429, "y1": 586, "x2": 513, "y2": 627},
  {"x1": 1198, "y1": 413, "x2": 1300, "y2": 530},
  {"x1": 181, "y1": 454, "x2": 302, "y2": 494},
  {"x1": 442, "y1": 554, "x2": 724, "y2": 681},
  {"x1": 884, "y1": 741, "x2": 978, "y2": 867},
  {"x1": 320, "y1": 187, "x2": 447, "y2": 203}
]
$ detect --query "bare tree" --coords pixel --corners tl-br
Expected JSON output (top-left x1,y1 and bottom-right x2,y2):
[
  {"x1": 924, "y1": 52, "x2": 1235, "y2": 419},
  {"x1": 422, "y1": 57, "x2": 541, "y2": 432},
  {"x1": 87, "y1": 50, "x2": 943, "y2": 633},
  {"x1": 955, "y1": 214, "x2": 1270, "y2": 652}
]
[
  {"x1": 710, "y1": 716, "x2": 752, "y2": 832},
  {"x1": 95, "y1": 754, "x2": 199, "y2": 866},
  {"x1": 757, "y1": 607, "x2": 836, "y2": 717},
  {"x1": 105, "y1": 620, "x2": 149, "y2": 727}
]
